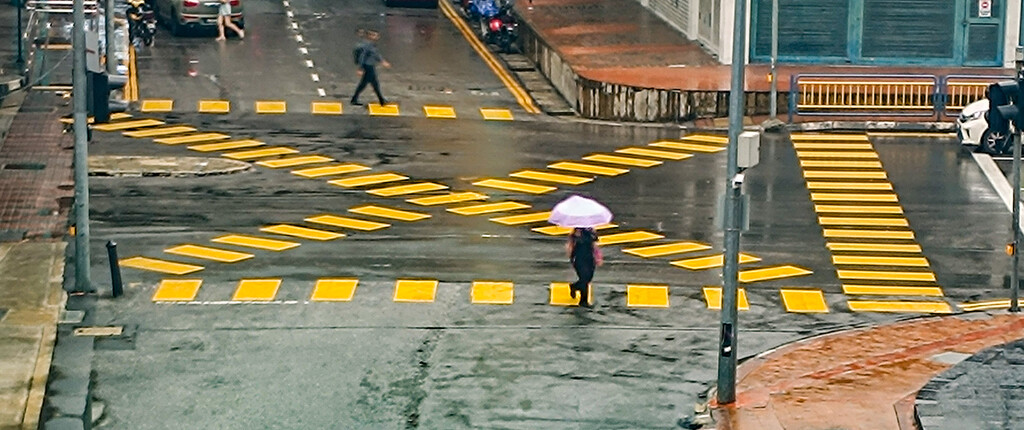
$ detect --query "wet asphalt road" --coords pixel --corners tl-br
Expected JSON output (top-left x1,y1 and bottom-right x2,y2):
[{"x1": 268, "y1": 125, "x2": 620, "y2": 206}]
[{"x1": 75, "y1": 0, "x2": 1016, "y2": 428}]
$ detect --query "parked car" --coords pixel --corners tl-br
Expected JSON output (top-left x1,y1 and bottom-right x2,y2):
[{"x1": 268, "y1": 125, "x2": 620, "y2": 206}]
[
  {"x1": 152, "y1": 0, "x2": 244, "y2": 36},
  {"x1": 957, "y1": 98, "x2": 1012, "y2": 154},
  {"x1": 384, "y1": 0, "x2": 438, "y2": 7}
]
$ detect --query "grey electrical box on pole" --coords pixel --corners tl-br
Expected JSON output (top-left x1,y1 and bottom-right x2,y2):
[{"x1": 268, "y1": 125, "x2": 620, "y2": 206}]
[{"x1": 738, "y1": 131, "x2": 760, "y2": 169}]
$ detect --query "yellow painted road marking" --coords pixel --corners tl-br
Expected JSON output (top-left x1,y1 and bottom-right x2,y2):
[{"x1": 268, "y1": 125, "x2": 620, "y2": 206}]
[
  {"x1": 423, "y1": 105, "x2": 457, "y2": 119},
  {"x1": 623, "y1": 241, "x2": 712, "y2": 258},
  {"x1": 599, "y1": 231, "x2": 665, "y2": 246},
  {"x1": 164, "y1": 244, "x2": 254, "y2": 263},
  {"x1": 583, "y1": 154, "x2": 662, "y2": 168},
  {"x1": 368, "y1": 182, "x2": 449, "y2": 197},
  {"x1": 680, "y1": 134, "x2": 729, "y2": 145},
  {"x1": 843, "y1": 285, "x2": 943, "y2": 296},
  {"x1": 791, "y1": 134, "x2": 869, "y2": 142},
  {"x1": 792, "y1": 142, "x2": 875, "y2": 150},
  {"x1": 223, "y1": 147, "x2": 299, "y2": 160},
  {"x1": 780, "y1": 289, "x2": 829, "y2": 313},
  {"x1": 260, "y1": 224, "x2": 344, "y2": 241},
  {"x1": 40, "y1": 43, "x2": 72, "y2": 50},
  {"x1": 847, "y1": 300, "x2": 951, "y2": 314},
  {"x1": 152, "y1": 279, "x2": 202, "y2": 302},
  {"x1": 531, "y1": 223, "x2": 617, "y2": 236},
  {"x1": 123, "y1": 126, "x2": 195, "y2": 138},
  {"x1": 232, "y1": 279, "x2": 281, "y2": 301},
  {"x1": 703, "y1": 287, "x2": 749, "y2": 310},
  {"x1": 823, "y1": 229, "x2": 915, "y2": 239},
  {"x1": 291, "y1": 163, "x2": 370, "y2": 178},
  {"x1": 211, "y1": 234, "x2": 300, "y2": 251},
  {"x1": 671, "y1": 253, "x2": 761, "y2": 270},
  {"x1": 489, "y1": 211, "x2": 551, "y2": 225},
  {"x1": 198, "y1": 100, "x2": 230, "y2": 113},
  {"x1": 448, "y1": 201, "x2": 530, "y2": 216},
  {"x1": 615, "y1": 147, "x2": 693, "y2": 160},
  {"x1": 328, "y1": 173, "x2": 409, "y2": 188},
  {"x1": 154, "y1": 133, "x2": 231, "y2": 145},
  {"x1": 739, "y1": 265, "x2": 813, "y2": 283},
  {"x1": 811, "y1": 193, "x2": 898, "y2": 202},
  {"x1": 796, "y1": 151, "x2": 879, "y2": 159},
  {"x1": 832, "y1": 255, "x2": 929, "y2": 267},
  {"x1": 806, "y1": 182, "x2": 893, "y2": 191},
  {"x1": 627, "y1": 284, "x2": 669, "y2": 308},
  {"x1": 814, "y1": 204, "x2": 903, "y2": 214},
  {"x1": 548, "y1": 161, "x2": 628, "y2": 176},
  {"x1": 818, "y1": 217, "x2": 909, "y2": 227},
  {"x1": 827, "y1": 242, "x2": 922, "y2": 253},
  {"x1": 650, "y1": 141, "x2": 724, "y2": 153},
  {"x1": 255, "y1": 100, "x2": 287, "y2": 114},
  {"x1": 256, "y1": 155, "x2": 334, "y2": 168},
  {"x1": 803, "y1": 170, "x2": 888, "y2": 179},
  {"x1": 350, "y1": 205, "x2": 431, "y2": 221},
  {"x1": 113, "y1": 113, "x2": 134, "y2": 121},
  {"x1": 408, "y1": 191, "x2": 488, "y2": 206},
  {"x1": 368, "y1": 103, "x2": 400, "y2": 116},
  {"x1": 473, "y1": 178, "x2": 556, "y2": 194},
  {"x1": 549, "y1": 282, "x2": 591, "y2": 306},
  {"x1": 305, "y1": 214, "x2": 390, "y2": 231},
  {"x1": 394, "y1": 279, "x2": 438, "y2": 302},
  {"x1": 960, "y1": 299, "x2": 1012, "y2": 311},
  {"x1": 189, "y1": 139, "x2": 264, "y2": 152},
  {"x1": 867, "y1": 131, "x2": 958, "y2": 138},
  {"x1": 120, "y1": 256, "x2": 203, "y2": 275},
  {"x1": 800, "y1": 160, "x2": 883, "y2": 169},
  {"x1": 480, "y1": 108, "x2": 515, "y2": 120},
  {"x1": 837, "y1": 270, "x2": 936, "y2": 282},
  {"x1": 509, "y1": 170, "x2": 593, "y2": 185},
  {"x1": 140, "y1": 99, "x2": 174, "y2": 112},
  {"x1": 311, "y1": 279, "x2": 358, "y2": 301},
  {"x1": 92, "y1": 119, "x2": 164, "y2": 131},
  {"x1": 471, "y1": 281, "x2": 514, "y2": 304},
  {"x1": 311, "y1": 101, "x2": 343, "y2": 115}
]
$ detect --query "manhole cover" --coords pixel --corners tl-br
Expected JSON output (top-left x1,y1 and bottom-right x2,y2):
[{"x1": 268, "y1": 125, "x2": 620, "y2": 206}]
[{"x1": 73, "y1": 326, "x2": 123, "y2": 337}]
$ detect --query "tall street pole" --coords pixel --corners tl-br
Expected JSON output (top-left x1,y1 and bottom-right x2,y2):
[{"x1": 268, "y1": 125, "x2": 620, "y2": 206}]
[
  {"x1": 1012, "y1": 46, "x2": 1023, "y2": 313},
  {"x1": 717, "y1": 0, "x2": 749, "y2": 405},
  {"x1": 105, "y1": 0, "x2": 116, "y2": 74},
  {"x1": 15, "y1": 0, "x2": 24, "y2": 72},
  {"x1": 73, "y1": 0, "x2": 92, "y2": 292},
  {"x1": 769, "y1": 0, "x2": 778, "y2": 119}
]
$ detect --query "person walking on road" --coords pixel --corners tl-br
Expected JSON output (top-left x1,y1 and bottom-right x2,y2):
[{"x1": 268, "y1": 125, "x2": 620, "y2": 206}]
[
  {"x1": 567, "y1": 227, "x2": 601, "y2": 307},
  {"x1": 351, "y1": 29, "x2": 390, "y2": 106},
  {"x1": 216, "y1": 0, "x2": 244, "y2": 41}
]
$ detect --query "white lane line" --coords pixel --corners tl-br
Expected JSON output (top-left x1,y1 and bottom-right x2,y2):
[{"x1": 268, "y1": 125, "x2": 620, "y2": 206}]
[
  {"x1": 299, "y1": 46, "x2": 308, "y2": 55},
  {"x1": 972, "y1": 152, "x2": 1024, "y2": 232},
  {"x1": 317, "y1": 88, "x2": 326, "y2": 97},
  {"x1": 283, "y1": 0, "x2": 289, "y2": 6},
  {"x1": 311, "y1": 73, "x2": 320, "y2": 82},
  {"x1": 286, "y1": 10, "x2": 293, "y2": 17},
  {"x1": 296, "y1": 35, "x2": 303, "y2": 43},
  {"x1": 305, "y1": 60, "x2": 314, "y2": 68},
  {"x1": 291, "y1": 22, "x2": 299, "y2": 30}
]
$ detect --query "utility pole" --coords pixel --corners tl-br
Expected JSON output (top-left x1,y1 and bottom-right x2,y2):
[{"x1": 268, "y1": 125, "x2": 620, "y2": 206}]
[
  {"x1": 15, "y1": 0, "x2": 24, "y2": 72},
  {"x1": 105, "y1": 0, "x2": 116, "y2": 74},
  {"x1": 769, "y1": 0, "x2": 778, "y2": 119},
  {"x1": 717, "y1": 0, "x2": 749, "y2": 405},
  {"x1": 72, "y1": 0, "x2": 92, "y2": 292},
  {"x1": 1012, "y1": 46, "x2": 1023, "y2": 313}
]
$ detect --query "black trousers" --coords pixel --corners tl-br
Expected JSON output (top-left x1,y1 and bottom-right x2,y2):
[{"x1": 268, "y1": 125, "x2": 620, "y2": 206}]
[
  {"x1": 352, "y1": 65, "x2": 385, "y2": 104},
  {"x1": 571, "y1": 259, "x2": 595, "y2": 303}
]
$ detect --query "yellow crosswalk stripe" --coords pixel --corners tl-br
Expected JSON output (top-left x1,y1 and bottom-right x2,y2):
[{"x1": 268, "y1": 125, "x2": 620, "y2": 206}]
[
  {"x1": 800, "y1": 160, "x2": 883, "y2": 168},
  {"x1": 260, "y1": 224, "x2": 344, "y2": 240},
  {"x1": 823, "y1": 229, "x2": 915, "y2": 239},
  {"x1": 473, "y1": 178, "x2": 556, "y2": 194},
  {"x1": 305, "y1": 214, "x2": 390, "y2": 231},
  {"x1": 448, "y1": 201, "x2": 530, "y2": 216},
  {"x1": 164, "y1": 244, "x2": 254, "y2": 263},
  {"x1": 814, "y1": 204, "x2": 903, "y2": 214},
  {"x1": 796, "y1": 151, "x2": 879, "y2": 159},
  {"x1": 232, "y1": 279, "x2": 281, "y2": 301},
  {"x1": 120, "y1": 256, "x2": 203, "y2": 275},
  {"x1": 792, "y1": 142, "x2": 874, "y2": 150},
  {"x1": 806, "y1": 182, "x2": 893, "y2": 191},
  {"x1": 702, "y1": 286, "x2": 749, "y2": 310},
  {"x1": 649, "y1": 141, "x2": 724, "y2": 153},
  {"x1": 531, "y1": 223, "x2": 617, "y2": 236},
  {"x1": 423, "y1": 105, "x2": 457, "y2": 119},
  {"x1": 349, "y1": 205, "x2": 431, "y2": 221},
  {"x1": 811, "y1": 193, "x2": 898, "y2": 202},
  {"x1": 223, "y1": 147, "x2": 299, "y2": 160},
  {"x1": 92, "y1": 119, "x2": 165, "y2": 131},
  {"x1": 368, "y1": 182, "x2": 449, "y2": 197},
  {"x1": 123, "y1": 125, "x2": 195, "y2": 138},
  {"x1": 803, "y1": 170, "x2": 888, "y2": 179},
  {"x1": 198, "y1": 100, "x2": 230, "y2": 113},
  {"x1": 328, "y1": 173, "x2": 409, "y2": 188},
  {"x1": 818, "y1": 216, "x2": 909, "y2": 227},
  {"x1": 311, "y1": 101, "x2": 343, "y2": 115},
  {"x1": 480, "y1": 108, "x2": 514, "y2": 121},
  {"x1": 257, "y1": 155, "x2": 334, "y2": 168},
  {"x1": 140, "y1": 99, "x2": 174, "y2": 112},
  {"x1": 548, "y1": 161, "x2": 628, "y2": 176},
  {"x1": 780, "y1": 289, "x2": 829, "y2": 313},
  {"x1": 826, "y1": 242, "x2": 922, "y2": 253},
  {"x1": 842, "y1": 284, "x2": 943, "y2": 296},
  {"x1": 622, "y1": 241, "x2": 712, "y2": 258},
  {"x1": 837, "y1": 269, "x2": 936, "y2": 282},
  {"x1": 255, "y1": 100, "x2": 287, "y2": 114},
  {"x1": 615, "y1": 147, "x2": 693, "y2": 160},
  {"x1": 582, "y1": 154, "x2": 662, "y2": 168},
  {"x1": 471, "y1": 281, "x2": 514, "y2": 304},
  {"x1": 152, "y1": 279, "x2": 202, "y2": 302},
  {"x1": 549, "y1": 282, "x2": 591, "y2": 306},
  {"x1": 489, "y1": 211, "x2": 551, "y2": 225},
  {"x1": 791, "y1": 134, "x2": 869, "y2": 142},
  {"x1": 407, "y1": 191, "x2": 488, "y2": 206},
  {"x1": 598, "y1": 231, "x2": 665, "y2": 246},
  {"x1": 291, "y1": 163, "x2": 370, "y2": 178},
  {"x1": 509, "y1": 170, "x2": 593, "y2": 185},
  {"x1": 211, "y1": 234, "x2": 300, "y2": 251},
  {"x1": 626, "y1": 284, "x2": 670, "y2": 308},
  {"x1": 310, "y1": 279, "x2": 358, "y2": 301},
  {"x1": 394, "y1": 279, "x2": 438, "y2": 302},
  {"x1": 832, "y1": 255, "x2": 929, "y2": 267},
  {"x1": 959, "y1": 299, "x2": 1011, "y2": 311},
  {"x1": 153, "y1": 133, "x2": 231, "y2": 145},
  {"x1": 670, "y1": 253, "x2": 761, "y2": 270},
  {"x1": 679, "y1": 134, "x2": 729, "y2": 145},
  {"x1": 847, "y1": 300, "x2": 951, "y2": 313},
  {"x1": 738, "y1": 265, "x2": 813, "y2": 283},
  {"x1": 188, "y1": 139, "x2": 264, "y2": 152},
  {"x1": 368, "y1": 103, "x2": 400, "y2": 116}
]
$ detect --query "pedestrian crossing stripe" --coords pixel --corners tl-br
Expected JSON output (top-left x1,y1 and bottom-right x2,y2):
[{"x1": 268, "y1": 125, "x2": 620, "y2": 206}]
[
  {"x1": 140, "y1": 99, "x2": 174, "y2": 112},
  {"x1": 368, "y1": 103, "x2": 400, "y2": 116},
  {"x1": 791, "y1": 134, "x2": 870, "y2": 142},
  {"x1": 615, "y1": 147, "x2": 693, "y2": 160},
  {"x1": 480, "y1": 108, "x2": 514, "y2": 121},
  {"x1": 959, "y1": 299, "x2": 1011, "y2": 311},
  {"x1": 582, "y1": 154, "x2": 663, "y2": 168},
  {"x1": 509, "y1": 170, "x2": 593, "y2": 185},
  {"x1": 548, "y1": 161, "x2": 629, "y2": 176},
  {"x1": 811, "y1": 193, "x2": 898, "y2": 202},
  {"x1": 448, "y1": 201, "x2": 530, "y2": 216},
  {"x1": 407, "y1": 191, "x2": 488, "y2": 206},
  {"x1": 847, "y1": 300, "x2": 951, "y2": 314},
  {"x1": 211, "y1": 234, "x2": 300, "y2": 251},
  {"x1": 679, "y1": 134, "x2": 729, "y2": 145},
  {"x1": 471, "y1": 281, "x2": 514, "y2": 304},
  {"x1": 800, "y1": 160, "x2": 883, "y2": 169},
  {"x1": 670, "y1": 253, "x2": 761, "y2": 270},
  {"x1": 292, "y1": 163, "x2": 371, "y2": 178},
  {"x1": 622, "y1": 241, "x2": 712, "y2": 258},
  {"x1": 826, "y1": 242, "x2": 922, "y2": 253},
  {"x1": 224, "y1": 147, "x2": 300, "y2": 160},
  {"x1": 394, "y1": 279, "x2": 438, "y2": 302},
  {"x1": 92, "y1": 119, "x2": 165, "y2": 131},
  {"x1": 806, "y1": 182, "x2": 893, "y2": 191},
  {"x1": 60, "y1": 113, "x2": 132, "y2": 124},
  {"x1": 738, "y1": 265, "x2": 812, "y2": 283},
  {"x1": 232, "y1": 279, "x2": 281, "y2": 301},
  {"x1": 328, "y1": 172, "x2": 409, "y2": 188},
  {"x1": 473, "y1": 178, "x2": 556, "y2": 194},
  {"x1": 489, "y1": 211, "x2": 551, "y2": 225},
  {"x1": 153, "y1": 132, "x2": 231, "y2": 145},
  {"x1": 257, "y1": 155, "x2": 334, "y2": 168},
  {"x1": 792, "y1": 142, "x2": 874, "y2": 150},
  {"x1": 368, "y1": 182, "x2": 449, "y2": 197},
  {"x1": 120, "y1": 256, "x2": 203, "y2": 275},
  {"x1": 189, "y1": 139, "x2": 265, "y2": 152},
  {"x1": 803, "y1": 170, "x2": 888, "y2": 179},
  {"x1": 349, "y1": 205, "x2": 431, "y2": 221},
  {"x1": 549, "y1": 282, "x2": 591, "y2": 306},
  {"x1": 649, "y1": 141, "x2": 724, "y2": 153},
  {"x1": 310, "y1": 278, "x2": 358, "y2": 301},
  {"x1": 531, "y1": 223, "x2": 617, "y2": 236},
  {"x1": 423, "y1": 105, "x2": 457, "y2": 119},
  {"x1": 823, "y1": 229, "x2": 915, "y2": 239},
  {"x1": 305, "y1": 214, "x2": 390, "y2": 231},
  {"x1": 260, "y1": 224, "x2": 345, "y2": 240},
  {"x1": 123, "y1": 125, "x2": 196, "y2": 138},
  {"x1": 814, "y1": 204, "x2": 903, "y2": 214},
  {"x1": 702, "y1": 287, "x2": 749, "y2": 310},
  {"x1": 836, "y1": 270, "x2": 936, "y2": 282},
  {"x1": 164, "y1": 244, "x2": 254, "y2": 263},
  {"x1": 780, "y1": 289, "x2": 829, "y2": 313},
  {"x1": 598, "y1": 231, "x2": 665, "y2": 246},
  {"x1": 842, "y1": 285, "x2": 944, "y2": 296},
  {"x1": 198, "y1": 100, "x2": 230, "y2": 114},
  {"x1": 152, "y1": 279, "x2": 203, "y2": 302},
  {"x1": 818, "y1": 217, "x2": 908, "y2": 227},
  {"x1": 626, "y1": 284, "x2": 670, "y2": 308},
  {"x1": 831, "y1": 255, "x2": 930, "y2": 267},
  {"x1": 311, "y1": 101, "x2": 343, "y2": 115},
  {"x1": 795, "y1": 151, "x2": 879, "y2": 159},
  {"x1": 255, "y1": 101, "x2": 287, "y2": 114}
]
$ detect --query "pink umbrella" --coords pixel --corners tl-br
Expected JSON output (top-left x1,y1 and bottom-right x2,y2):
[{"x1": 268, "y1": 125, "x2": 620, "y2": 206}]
[{"x1": 548, "y1": 195, "x2": 613, "y2": 228}]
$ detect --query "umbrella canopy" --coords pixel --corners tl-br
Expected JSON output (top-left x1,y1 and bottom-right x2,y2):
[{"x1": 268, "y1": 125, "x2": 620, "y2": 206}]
[{"x1": 548, "y1": 195, "x2": 613, "y2": 228}]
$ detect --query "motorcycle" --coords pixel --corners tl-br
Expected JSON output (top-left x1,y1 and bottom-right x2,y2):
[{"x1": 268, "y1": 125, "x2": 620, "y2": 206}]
[
  {"x1": 129, "y1": 7, "x2": 157, "y2": 47},
  {"x1": 463, "y1": 0, "x2": 518, "y2": 53}
]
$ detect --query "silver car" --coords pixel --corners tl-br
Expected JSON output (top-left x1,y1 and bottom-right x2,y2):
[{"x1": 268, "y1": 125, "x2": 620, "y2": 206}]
[{"x1": 151, "y1": 0, "x2": 244, "y2": 36}]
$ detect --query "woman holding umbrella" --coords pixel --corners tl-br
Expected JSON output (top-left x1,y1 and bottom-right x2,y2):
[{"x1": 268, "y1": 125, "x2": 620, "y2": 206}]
[{"x1": 548, "y1": 195, "x2": 612, "y2": 307}]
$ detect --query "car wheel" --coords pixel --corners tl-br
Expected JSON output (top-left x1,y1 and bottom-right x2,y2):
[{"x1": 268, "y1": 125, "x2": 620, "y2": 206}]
[{"x1": 980, "y1": 128, "x2": 1011, "y2": 155}]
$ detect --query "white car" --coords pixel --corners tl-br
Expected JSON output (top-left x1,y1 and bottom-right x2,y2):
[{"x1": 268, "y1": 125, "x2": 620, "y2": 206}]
[{"x1": 957, "y1": 99, "x2": 1010, "y2": 154}]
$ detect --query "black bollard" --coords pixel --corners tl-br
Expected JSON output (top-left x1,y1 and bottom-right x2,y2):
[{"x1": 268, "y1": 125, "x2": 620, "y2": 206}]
[{"x1": 106, "y1": 240, "x2": 123, "y2": 297}]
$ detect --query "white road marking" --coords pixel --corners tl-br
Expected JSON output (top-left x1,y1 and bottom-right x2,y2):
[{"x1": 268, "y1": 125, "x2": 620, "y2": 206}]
[
  {"x1": 291, "y1": 22, "x2": 299, "y2": 30},
  {"x1": 305, "y1": 60, "x2": 314, "y2": 68},
  {"x1": 296, "y1": 35, "x2": 303, "y2": 43},
  {"x1": 286, "y1": 10, "x2": 293, "y2": 17},
  {"x1": 317, "y1": 88, "x2": 326, "y2": 97},
  {"x1": 972, "y1": 152, "x2": 1024, "y2": 232},
  {"x1": 311, "y1": 73, "x2": 320, "y2": 82},
  {"x1": 299, "y1": 46, "x2": 308, "y2": 55}
]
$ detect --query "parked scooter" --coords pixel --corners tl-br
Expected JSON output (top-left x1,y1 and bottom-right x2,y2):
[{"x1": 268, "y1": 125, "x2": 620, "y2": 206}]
[
  {"x1": 127, "y1": 0, "x2": 156, "y2": 47},
  {"x1": 463, "y1": 0, "x2": 518, "y2": 53}
]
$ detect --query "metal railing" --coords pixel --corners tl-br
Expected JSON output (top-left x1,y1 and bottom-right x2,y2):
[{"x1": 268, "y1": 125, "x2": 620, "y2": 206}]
[{"x1": 26, "y1": 0, "x2": 99, "y2": 14}]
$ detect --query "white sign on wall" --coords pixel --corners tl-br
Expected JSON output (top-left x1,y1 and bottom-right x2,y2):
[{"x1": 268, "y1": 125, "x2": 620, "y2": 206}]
[{"x1": 979, "y1": 0, "x2": 992, "y2": 18}]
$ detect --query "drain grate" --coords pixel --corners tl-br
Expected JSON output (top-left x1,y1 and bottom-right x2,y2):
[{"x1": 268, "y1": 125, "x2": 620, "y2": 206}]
[{"x1": 3, "y1": 162, "x2": 46, "y2": 170}]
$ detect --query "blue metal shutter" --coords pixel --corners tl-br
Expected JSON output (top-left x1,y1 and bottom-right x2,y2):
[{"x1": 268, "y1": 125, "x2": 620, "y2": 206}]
[
  {"x1": 751, "y1": 0, "x2": 849, "y2": 60},
  {"x1": 861, "y1": 0, "x2": 956, "y2": 59}
]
